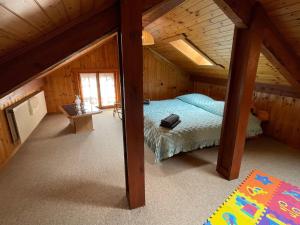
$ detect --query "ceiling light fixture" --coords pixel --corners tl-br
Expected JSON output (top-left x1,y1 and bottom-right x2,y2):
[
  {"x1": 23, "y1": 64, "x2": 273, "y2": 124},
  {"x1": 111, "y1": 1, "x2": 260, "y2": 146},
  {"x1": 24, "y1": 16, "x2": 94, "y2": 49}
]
[{"x1": 142, "y1": 30, "x2": 155, "y2": 46}]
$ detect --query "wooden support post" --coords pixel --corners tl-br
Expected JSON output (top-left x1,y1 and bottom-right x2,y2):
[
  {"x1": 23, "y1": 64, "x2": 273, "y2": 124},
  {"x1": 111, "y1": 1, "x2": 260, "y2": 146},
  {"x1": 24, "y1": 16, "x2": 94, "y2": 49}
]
[
  {"x1": 217, "y1": 7, "x2": 265, "y2": 180},
  {"x1": 118, "y1": 0, "x2": 145, "y2": 209}
]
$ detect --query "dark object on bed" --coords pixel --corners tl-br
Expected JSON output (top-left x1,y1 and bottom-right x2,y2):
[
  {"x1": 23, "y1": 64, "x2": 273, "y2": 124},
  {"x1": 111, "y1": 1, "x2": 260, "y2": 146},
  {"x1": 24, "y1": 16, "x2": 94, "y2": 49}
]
[
  {"x1": 144, "y1": 99, "x2": 150, "y2": 105},
  {"x1": 160, "y1": 114, "x2": 181, "y2": 129}
]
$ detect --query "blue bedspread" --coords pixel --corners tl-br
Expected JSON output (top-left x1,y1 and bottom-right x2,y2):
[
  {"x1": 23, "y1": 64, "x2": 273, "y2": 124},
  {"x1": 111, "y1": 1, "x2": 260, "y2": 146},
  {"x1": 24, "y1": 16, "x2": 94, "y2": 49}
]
[{"x1": 144, "y1": 98, "x2": 263, "y2": 161}]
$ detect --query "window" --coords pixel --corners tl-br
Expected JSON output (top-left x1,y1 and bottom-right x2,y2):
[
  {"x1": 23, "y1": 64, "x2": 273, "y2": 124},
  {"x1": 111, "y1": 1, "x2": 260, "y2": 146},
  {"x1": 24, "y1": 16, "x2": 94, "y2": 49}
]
[
  {"x1": 80, "y1": 73, "x2": 99, "y2": 108},
  {"x1": 169, "y1": 39, "x2": 214, "y2": 66},
  {"x1": 99, "y1": 73, "x2": 116, "y2": 107},
  {"x1": 80, "y1": 72, "x2": 118, "y2": 108}
]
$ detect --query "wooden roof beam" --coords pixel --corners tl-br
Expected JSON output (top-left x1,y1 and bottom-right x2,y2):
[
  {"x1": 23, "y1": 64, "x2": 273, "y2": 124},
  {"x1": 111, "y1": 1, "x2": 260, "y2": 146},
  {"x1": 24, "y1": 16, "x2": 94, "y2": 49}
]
[
  {"x1": 143, "y1": 0, "x2": 185, "y2": 27},
  {"x1": 213, "y1": 0, "x2": 300, "y2": 89},
  {"x1": 0, "y1": 5, "x2": 119, "y2": 99},
  {"x1": 0, "y1": 0, "x2": 165, "y2": 98},
  {"x1": 213, "y1": 0, "x2": 256, "y2": 28}
]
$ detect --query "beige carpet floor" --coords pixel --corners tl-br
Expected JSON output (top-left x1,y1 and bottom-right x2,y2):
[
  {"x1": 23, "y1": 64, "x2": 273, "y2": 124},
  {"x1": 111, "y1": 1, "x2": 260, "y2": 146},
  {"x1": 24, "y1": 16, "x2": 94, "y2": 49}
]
[{"x1": 0, "y1": 110, "x2": 299, "y2": 225}]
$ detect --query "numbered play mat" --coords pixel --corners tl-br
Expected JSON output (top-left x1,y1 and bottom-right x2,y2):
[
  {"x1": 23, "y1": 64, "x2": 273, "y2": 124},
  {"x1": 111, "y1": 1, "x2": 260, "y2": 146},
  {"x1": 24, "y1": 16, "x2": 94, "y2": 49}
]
[{"x1": 204, "y1": 170, "x2": 300, "y2": 225}]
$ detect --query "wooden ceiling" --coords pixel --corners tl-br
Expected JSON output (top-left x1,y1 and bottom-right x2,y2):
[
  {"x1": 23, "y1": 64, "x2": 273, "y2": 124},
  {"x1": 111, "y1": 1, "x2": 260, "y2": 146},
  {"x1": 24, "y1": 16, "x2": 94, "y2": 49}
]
[
  {"x1": 0, "y1": 0, "x2": 116, "y2": 58},
  {"x1": 145, "y1": 0, "x2": 294, "y2": 85},
  {"x1": 0, "y1": 0, "x2": 298, "y2": 86},
  {"x1": 260, "y1": 0, "x2": 300, "y2": 57}
]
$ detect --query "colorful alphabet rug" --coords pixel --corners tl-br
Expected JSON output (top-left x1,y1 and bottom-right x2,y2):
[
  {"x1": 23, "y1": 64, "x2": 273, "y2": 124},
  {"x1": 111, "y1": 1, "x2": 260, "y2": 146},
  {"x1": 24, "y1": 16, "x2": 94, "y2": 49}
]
[{"x1": 204, "y1": 170, "x2": 300, "y2": 225}]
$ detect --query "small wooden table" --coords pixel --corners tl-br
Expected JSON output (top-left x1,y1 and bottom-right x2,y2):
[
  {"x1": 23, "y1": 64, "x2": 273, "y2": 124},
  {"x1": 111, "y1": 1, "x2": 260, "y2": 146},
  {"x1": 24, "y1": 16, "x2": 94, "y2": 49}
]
[{"x1": 60, "y1": 104, "x2": 102, "y2": 133}]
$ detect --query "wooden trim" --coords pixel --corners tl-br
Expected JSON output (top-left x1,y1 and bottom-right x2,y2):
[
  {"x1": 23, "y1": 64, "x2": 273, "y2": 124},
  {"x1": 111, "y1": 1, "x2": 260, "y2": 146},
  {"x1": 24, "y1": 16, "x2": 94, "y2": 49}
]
[
  {"x1": 73, "y1": 68, "x2": 119, "y2": 73},
  {"x1": 119, "y1": 0, "x2": 145, "y2": 209},
  {"x1": 217, "y1": 6, "x2": 265, "y2": 180}
]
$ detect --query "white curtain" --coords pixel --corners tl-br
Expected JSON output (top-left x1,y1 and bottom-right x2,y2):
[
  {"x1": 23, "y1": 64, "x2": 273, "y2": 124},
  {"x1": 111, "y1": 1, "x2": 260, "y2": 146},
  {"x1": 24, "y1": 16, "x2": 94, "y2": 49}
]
[
  {"x1": 99, "y1": 73, "x2": 116, "y2": 107},
  {"x1": 80, "y1": 73, "x2": 99, "y2": 107}
]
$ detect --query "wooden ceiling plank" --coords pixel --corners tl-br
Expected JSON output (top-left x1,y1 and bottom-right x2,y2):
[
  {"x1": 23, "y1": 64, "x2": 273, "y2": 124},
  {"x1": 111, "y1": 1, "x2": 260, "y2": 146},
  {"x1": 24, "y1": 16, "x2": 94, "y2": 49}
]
[
  {"x1": 143, "y1": 0, "x2": 185, "y2": 27},
  {"x1": 36, "y1": 0, "x2": 69, "y2": 25},
  {"x1": 0, "y1": 0, "x2": 166, "y2": 98},
  {"x1": 145, "y1": 0, "x2": 217, "y2": 32},
  {"x1": 61, "y1": 0, "x2": 81, "y2": 20},
  {"x1": 0, "y1": 5, "x2": 40, "y2": 39},
  {"x1": 213, "y1": 0, "x2": 300, "y2": 88},
  {"x1": 80, "y1": 0, "x2": 94, "y2": 15},
  {"x1": 0, "y1": 0, "x2": 54, "y2": 32},
  {"x1": 213, "y1": 0, "x2": 256, "y2": 28},
  {"x1": 0, "y1": 5, "x2": 119, "y2": 98}
]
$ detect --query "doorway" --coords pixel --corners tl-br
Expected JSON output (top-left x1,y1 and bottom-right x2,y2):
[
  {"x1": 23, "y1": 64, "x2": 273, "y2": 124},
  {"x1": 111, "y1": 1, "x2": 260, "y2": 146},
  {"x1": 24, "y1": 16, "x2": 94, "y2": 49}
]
[{"x1": 79, "y1": 71, "x2": 120, "y2": 109}]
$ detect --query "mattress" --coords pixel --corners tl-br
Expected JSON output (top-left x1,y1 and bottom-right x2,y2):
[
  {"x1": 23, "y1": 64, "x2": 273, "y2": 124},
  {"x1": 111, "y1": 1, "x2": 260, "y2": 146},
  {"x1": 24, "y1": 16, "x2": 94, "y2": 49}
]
[{"x1": 144, "y1": 98, "x2": 263, "y2": 162}]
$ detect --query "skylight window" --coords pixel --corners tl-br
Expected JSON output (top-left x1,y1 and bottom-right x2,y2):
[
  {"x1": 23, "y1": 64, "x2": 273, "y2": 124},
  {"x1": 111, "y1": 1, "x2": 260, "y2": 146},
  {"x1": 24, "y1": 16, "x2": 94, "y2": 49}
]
[{"x1": 169, "y1": 39, "x2": 214, "y2": 66}]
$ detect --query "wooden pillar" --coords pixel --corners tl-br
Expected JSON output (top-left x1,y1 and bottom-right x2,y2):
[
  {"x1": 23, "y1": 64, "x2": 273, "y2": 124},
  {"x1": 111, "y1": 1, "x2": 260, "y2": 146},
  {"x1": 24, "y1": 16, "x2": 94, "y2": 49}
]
[
  {"x1": 118, "y1": 0, "x2": 145, "y2": 208},
  {"x1": 217, "y1": 6, "x2": 265, "y2": 180}
]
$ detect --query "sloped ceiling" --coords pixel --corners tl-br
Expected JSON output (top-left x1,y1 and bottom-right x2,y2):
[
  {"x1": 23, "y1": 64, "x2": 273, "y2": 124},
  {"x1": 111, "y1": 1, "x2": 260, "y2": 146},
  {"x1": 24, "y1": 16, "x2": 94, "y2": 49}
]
[
  {"x1": 145, "y1": 0, "x2": 293, "y2": 85},
  {"x1": 260, "y1": 0, "x2": 300, "y2": 57},
  {"x1": 0, "y1": 0, "x2": 117, "y2": 58},
  {"x1": 0, "y1": 0, "x2": 298, "y2": 86}
]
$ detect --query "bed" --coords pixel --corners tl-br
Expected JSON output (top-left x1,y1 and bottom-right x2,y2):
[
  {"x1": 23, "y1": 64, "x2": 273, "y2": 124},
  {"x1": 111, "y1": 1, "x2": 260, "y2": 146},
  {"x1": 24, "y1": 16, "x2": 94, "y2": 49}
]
[{"x1": 144, "y1": 93, "x2": 263, "y2": 162}]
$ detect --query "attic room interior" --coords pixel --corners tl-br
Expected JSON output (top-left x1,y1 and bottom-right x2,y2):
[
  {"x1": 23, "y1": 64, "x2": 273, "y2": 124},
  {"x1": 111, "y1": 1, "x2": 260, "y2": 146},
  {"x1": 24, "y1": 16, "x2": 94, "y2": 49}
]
[{"x1": 0, "y1": 0, "x2": 300, "y2": 224}]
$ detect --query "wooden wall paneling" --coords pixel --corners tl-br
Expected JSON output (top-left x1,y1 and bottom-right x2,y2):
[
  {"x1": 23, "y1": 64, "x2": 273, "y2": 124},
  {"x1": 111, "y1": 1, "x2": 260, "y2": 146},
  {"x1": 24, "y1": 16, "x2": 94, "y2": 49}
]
[
  {"x1": 253, "y1": 93, "x2": 300, "y2": 149},
  {"x1": 193, "y1": 80, "x2": 300, "y2": 150},
  {"x1": 43, "y1": 36, "x2": 120, "y2": 113},
  {"x1": 0, "y1": 78, "x2": 44, "y2": 168},
  {"x1": 43, "y1": 67, "x2": 78, "y2": 112},
  {"x1": 119, "y1": 0, "x2": 145, "y2": 209},
  {"x1": 217, "y1": 6, "x2": 265, "y2": 180},
  {"x1": 44, "y1": 36, "x2": 189, "y2": 113},
  {"x1": 143, "y1": 48, "x2": 192, "y2": 100},
  {"x1": 192, "y1": 75, "x2": 299, "y2": 98}
]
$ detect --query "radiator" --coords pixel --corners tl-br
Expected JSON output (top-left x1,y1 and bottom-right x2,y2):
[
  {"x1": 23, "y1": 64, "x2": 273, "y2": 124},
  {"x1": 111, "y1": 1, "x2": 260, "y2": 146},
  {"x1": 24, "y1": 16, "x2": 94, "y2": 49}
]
[{"x1": 6, "y1": 91, "x2": 47, "y2": 144}]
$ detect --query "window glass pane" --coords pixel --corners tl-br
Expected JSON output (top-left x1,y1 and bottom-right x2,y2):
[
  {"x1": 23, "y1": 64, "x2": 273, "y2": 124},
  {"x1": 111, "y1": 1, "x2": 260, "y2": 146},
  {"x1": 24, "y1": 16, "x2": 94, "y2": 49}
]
[
  {"x1": 99, "y1": 73, "x2": 116, "y2": 107},
  {"x1": 80, "y1": 73, "x2": 99, "y2": 107}
]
